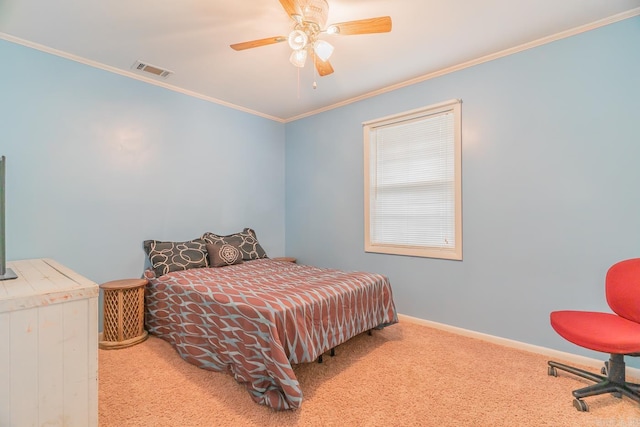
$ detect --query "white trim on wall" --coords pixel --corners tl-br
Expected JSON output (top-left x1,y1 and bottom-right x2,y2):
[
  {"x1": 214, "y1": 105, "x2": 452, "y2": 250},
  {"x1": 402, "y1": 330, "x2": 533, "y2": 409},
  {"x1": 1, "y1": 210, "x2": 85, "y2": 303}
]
[
  {"x1": 0, "y1": 33, "x2": 285, "y2": 123},
  {"x1": 1, "y1": 8, "x2": 638, "y2": 124},
  {"x1": 399, "y1": 313, "x2": 640, "y2": 379},
  {"x1": 286, "y1": 7, "x2": 640, "y2": 122}
]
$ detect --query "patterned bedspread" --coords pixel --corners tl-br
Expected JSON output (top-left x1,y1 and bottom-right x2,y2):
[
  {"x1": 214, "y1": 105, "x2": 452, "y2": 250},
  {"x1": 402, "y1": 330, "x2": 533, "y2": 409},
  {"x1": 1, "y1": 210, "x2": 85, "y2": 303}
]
[{"x1": 144, "y1": 258, "x2": 397, "y2": 410}]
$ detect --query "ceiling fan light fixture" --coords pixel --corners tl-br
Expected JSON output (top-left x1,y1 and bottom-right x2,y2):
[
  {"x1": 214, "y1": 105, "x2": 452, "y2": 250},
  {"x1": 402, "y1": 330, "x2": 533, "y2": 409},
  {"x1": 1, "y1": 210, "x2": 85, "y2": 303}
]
[
  {"x1": 301, "y1": 0, "x2": 329, "y2": 28},
  {"x1": 230, "y1": 1, "x2": 393, "y2": 79},
  {"x1": 288, "y1": 29, "x2": 308, "y2": 50},
  {"x1": 289, "y1": 49, "x2": 308, "y2": 68},
  {"x1": 313, "y1": 40, "x2": 334, "y2": 62}
]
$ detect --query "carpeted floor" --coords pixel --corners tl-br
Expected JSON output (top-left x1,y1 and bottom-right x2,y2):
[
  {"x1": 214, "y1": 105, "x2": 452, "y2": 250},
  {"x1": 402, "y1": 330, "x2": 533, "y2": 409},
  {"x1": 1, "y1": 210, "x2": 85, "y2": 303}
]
[{"x1": 99, "y1": 321, "x2": 639, "y2": 426}]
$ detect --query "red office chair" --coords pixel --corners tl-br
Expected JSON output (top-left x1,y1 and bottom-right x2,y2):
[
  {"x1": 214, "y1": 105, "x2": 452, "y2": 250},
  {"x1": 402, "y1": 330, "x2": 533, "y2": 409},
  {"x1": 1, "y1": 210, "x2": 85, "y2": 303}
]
[{"x1": 548, "y1": 258, "x2": 640, "y2": 412}]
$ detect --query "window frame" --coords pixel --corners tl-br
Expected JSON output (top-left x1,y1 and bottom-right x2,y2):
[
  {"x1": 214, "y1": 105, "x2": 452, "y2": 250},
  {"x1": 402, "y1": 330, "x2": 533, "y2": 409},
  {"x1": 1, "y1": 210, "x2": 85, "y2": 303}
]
[{"x1": 363, "y1": 99, "x2": 462, "y2": 260}]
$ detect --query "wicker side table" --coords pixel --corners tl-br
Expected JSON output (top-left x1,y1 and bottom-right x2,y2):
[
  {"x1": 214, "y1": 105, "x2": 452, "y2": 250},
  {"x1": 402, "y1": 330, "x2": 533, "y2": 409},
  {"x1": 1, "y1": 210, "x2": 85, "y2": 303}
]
[{"x1": 99, "y1": 278, "x2": 148, "y2": 349}]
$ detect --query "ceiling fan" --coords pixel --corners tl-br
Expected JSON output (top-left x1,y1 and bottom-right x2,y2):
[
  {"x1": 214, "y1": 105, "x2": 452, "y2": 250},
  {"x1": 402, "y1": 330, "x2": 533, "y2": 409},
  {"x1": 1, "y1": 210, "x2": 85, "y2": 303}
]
[{"x1": 230, "y1": 0, "x2": 392, "y2": 77}]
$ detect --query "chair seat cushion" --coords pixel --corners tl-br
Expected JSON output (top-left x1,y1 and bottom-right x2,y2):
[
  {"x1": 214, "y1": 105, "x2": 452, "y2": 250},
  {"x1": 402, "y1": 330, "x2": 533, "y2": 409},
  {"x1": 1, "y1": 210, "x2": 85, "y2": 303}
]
[{"x1": 551, "y1": 310, "x2": 640, "y2": 354}]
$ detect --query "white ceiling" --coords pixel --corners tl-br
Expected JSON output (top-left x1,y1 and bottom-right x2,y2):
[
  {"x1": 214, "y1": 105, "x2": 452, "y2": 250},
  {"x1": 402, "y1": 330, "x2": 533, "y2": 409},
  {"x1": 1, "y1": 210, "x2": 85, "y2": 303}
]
[{"x1": 1, "y1": 0, "x2": 639, "y2": 122}]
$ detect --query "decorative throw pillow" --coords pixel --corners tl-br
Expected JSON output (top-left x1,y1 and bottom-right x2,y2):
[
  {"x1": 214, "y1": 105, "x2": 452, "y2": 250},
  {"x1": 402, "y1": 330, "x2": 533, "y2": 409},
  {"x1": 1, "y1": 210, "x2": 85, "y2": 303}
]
[
  {"x1": 201, "y1": 228, "x2": 268, "y2": 260},
  {"x1": 207, "y1": 243, "x2": 244, "y2": 268},
  {"x1": 143, "y1": 238, "x2": 208, "y2": 277}
]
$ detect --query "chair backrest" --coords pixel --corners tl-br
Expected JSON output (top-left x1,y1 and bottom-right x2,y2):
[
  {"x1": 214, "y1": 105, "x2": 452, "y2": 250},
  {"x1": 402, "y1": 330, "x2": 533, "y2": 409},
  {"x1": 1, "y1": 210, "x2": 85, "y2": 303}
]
[{"x1": 606, "y1": 258, "x2": 640, "y2": 324}]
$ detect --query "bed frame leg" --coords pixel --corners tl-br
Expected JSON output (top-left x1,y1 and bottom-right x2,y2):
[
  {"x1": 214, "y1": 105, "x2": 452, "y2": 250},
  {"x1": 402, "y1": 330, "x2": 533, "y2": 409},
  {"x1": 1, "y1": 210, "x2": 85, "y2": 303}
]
[
  {"x1": 315, "y1": 329, "x2": 374, "y2": 365},
  {"x1": 318, "y1": 348, "x2": 336, "y2": 363}
]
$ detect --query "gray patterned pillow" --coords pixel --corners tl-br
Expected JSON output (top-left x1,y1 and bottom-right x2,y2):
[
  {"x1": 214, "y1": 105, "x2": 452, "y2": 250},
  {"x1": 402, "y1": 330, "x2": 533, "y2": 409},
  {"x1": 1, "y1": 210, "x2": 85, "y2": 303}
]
[
  {"x1": 206, "y1": 243, "x2": 244, "y2": 267},
  {"x1": 201, "y1": 228, "x2": 268, "y2": 260},
  {"x1": 143, "y1": 238, "x2": 208, "y2": 277}
]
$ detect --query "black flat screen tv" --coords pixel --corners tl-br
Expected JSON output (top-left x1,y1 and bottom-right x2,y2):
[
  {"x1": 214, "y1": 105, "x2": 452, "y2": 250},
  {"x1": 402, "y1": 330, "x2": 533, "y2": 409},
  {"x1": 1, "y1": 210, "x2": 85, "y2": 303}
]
[{"x1": 0, "y1": 155, "x2": 18, "y2": 280}]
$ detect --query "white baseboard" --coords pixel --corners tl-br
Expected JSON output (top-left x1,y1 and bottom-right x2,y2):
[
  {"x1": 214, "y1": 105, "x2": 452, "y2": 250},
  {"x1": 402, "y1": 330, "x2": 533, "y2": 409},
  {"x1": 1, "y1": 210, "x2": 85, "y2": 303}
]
[{"x1": 398, "y1": 313, "x2": 640, "y2": 379}]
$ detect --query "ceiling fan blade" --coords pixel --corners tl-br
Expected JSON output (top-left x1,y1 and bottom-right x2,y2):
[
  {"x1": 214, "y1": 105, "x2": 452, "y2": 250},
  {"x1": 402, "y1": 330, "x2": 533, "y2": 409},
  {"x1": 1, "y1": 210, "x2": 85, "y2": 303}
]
[
  {"x1": 315, "y1": 58, "x2": 334, "y2": 77},
  {"x1": 330, "y1": 16, "x2": 392, "y2": 35},
  {"x1": 279, "y1": 0, "x2": 302, "y2": 20},
  {"x1": 230, "y1": 36, "x2": 287, "y2": 51}
]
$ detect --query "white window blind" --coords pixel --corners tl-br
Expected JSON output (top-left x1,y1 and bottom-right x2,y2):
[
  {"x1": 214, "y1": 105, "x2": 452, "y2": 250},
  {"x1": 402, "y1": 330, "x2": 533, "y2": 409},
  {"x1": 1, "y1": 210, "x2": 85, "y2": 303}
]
[{"x1": 363, "y1": 99, "x2": 462, "y2": 260}]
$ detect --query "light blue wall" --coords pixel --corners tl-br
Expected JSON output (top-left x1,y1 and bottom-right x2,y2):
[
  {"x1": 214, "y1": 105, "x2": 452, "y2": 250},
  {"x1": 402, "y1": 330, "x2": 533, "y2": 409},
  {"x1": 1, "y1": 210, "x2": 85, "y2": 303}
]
[
  {"x1": 285, "y1": 17, "x2": 640, "y2": 363},
  {"x1": 2, "y1": 16, "x2": 639, "y2": 364},
  {"x1": 0, "y1": 39, "x2": 286, "y2": 287}
]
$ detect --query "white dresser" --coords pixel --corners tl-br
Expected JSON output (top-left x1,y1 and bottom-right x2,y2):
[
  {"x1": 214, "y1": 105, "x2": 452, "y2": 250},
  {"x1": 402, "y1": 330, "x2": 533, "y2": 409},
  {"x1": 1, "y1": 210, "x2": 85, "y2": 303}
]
[{"x1": 0, "y1": 258, "x2": 99, "y2": 427}]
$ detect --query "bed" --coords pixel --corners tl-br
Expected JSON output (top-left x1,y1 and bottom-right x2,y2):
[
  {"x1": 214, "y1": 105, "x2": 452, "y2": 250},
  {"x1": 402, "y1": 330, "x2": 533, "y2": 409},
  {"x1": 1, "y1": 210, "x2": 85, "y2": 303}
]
[{"x1": 142, "y1": 230, "x2": 397, "y2": 410}]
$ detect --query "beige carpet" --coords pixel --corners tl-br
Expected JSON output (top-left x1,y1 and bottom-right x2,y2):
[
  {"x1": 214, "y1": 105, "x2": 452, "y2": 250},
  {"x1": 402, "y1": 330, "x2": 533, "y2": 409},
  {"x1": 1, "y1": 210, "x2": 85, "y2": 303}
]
[{"x1": 99, "y1": 321, "x2": 639, "y2": 426}]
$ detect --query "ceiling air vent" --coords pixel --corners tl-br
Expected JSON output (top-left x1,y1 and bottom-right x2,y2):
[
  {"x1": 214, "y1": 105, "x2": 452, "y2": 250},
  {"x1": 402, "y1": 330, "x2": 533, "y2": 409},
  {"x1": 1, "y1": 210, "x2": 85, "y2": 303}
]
[{"x1": 131, "y1": 60, "x2": 173, "y2": 79}]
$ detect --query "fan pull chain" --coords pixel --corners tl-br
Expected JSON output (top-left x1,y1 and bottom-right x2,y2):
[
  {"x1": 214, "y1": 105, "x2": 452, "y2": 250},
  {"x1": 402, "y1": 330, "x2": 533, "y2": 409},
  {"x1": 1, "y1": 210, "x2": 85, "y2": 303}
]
[{"x1": 312, "y1": 53, "x2": 318, "y2": 89}]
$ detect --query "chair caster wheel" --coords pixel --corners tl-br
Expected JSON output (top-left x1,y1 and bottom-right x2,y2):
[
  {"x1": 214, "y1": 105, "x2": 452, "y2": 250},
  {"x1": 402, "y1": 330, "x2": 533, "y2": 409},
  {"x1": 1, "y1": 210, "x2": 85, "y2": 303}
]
[
  {"x1": 548, "y1": 366, "x2": 557, "y2": 377},
  {"x1": 573, "y1": 398, "x2": 588, "y2": 412},
  {"x1": 601, "y1": 361, "x2": 609, "y2": 375}
]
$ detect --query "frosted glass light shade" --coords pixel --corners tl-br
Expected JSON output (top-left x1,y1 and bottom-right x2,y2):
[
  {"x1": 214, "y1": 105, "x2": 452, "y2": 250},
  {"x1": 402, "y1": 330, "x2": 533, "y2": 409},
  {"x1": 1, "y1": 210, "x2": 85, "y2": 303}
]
[
  {"x1": 313, "y1": 40, "x2": 334, "y2": 62},
  {"x1": 289, "y1": 49, "x2": 308, "y2": 67},
  {"x1": 288, "y1": 30, "x2": 308, "y2": 50}
]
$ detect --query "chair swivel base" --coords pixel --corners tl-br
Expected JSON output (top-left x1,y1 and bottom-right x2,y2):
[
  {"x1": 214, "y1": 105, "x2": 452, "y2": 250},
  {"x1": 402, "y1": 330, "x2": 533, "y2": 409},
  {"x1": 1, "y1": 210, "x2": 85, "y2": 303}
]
[{"x1": 548, "y1": 354, "x2": 640, "y2": 412}]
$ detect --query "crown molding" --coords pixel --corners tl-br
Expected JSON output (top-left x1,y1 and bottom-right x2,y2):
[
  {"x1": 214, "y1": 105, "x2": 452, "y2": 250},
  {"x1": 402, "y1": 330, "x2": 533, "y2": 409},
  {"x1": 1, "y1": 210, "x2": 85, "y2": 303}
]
[
  {"x1": 0, "y1": 32, "x2": 286, "y2": 123},
  {"x1": 285, "y1": 7, "x2": 640, "y2": 122},
  {"x1": 1, "y1": 7, "x2": 638, "y2": 124}
]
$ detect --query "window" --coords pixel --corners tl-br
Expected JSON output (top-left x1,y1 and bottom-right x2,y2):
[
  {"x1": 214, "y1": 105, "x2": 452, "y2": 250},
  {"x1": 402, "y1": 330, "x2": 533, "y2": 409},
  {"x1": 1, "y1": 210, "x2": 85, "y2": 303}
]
[{"x1": 363, "y1": 99, "x2": 462, "y2": 260}]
